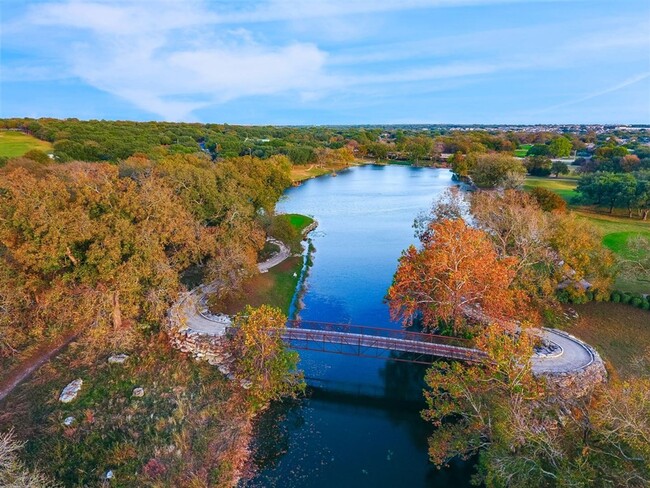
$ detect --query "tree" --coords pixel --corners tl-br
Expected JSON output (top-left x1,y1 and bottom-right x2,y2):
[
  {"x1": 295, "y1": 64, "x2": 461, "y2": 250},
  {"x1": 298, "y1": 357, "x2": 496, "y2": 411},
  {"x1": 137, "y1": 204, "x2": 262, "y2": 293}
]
[
  {"x1": 619, "y1": 235, "x2": 650, "y2": 284},
  {"x1": 550, "y1": 160, "x2": 569, "y2": 177},
  {"x1": 403, "y1": 136, "x2": 433, "y2": 164},
  {"x1": 528, "y1": 144, "x2": 551, "y2": 157},
  {"x1": 387, "y1": 219, "x2": 526, "y2": 333},
  {"x1": 524, "y1": 156, "x2": 552, "y2": 176},
  {"x1": 550, "y1": 213, "x2": 616, "y2": 298},
  {"x1": 367, "y1": 142, "x2": 389, "y2": 160},
  {"x1": 576, "y1": 172, "x2": 637, "y2": 214},
  {"x1": 0, "y1": 429, "x2": 60, "y2": 487},
  {"x1": 422, "y1": 323, "x2": 544, "y2": 472},
  {"x1": 468, "y1": 153, "x2": 526, "y2": 189},
  {"x1": 530, "y1": 187, "x2": 567, "y2": 212},
  {"x1": 548, "y1": 136, "x2": 573, "y2": 158},
  {"x1": 229, "y1": 305, "x2": 304, "y2": 410},
  {"x1": 422, "y1": 325, "x2": 650, "y2": 487}
]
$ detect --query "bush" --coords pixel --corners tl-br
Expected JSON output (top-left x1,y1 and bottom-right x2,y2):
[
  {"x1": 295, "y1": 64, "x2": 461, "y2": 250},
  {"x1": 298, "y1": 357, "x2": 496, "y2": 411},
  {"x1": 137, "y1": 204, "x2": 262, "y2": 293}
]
[
  {"x1": 556, "y1": 289, "x2": 570, "y2": 303},
  {"x1": 642, "y1": 300, "x2": 650, "y2": 310},
  {"x1": 622, "y1": 293, "x2": 632, "y2": 304},
  {"x1": 611, "y1": 291, "x2": 621, "y2": 303},
  {"x1": 631, "y1": 297, "x2": 643, "y2": 308}
]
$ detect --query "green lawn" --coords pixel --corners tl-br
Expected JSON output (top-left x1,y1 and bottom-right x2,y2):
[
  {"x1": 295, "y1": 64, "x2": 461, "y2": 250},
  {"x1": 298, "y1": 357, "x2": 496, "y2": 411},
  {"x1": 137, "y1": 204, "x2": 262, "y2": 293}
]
[
  {"x1": 283, "y1": 213, "x2": 315, "y2": 234},
  {"x1": 514, "y1": 144, "x2": 533, "y2": 158},
  {"x1": 523, "y1": 176, "x2": 650, "y2": 293},
  {"x1": 523, "y1": 176, "x2": 578, "y2": 202},
  {"x1": 576, "y1": 212, "x2": 650, "y2": 293},
  {"x1": 602, "y1": 231, "x2": 650, "y2": 257},
  {"x1": 0, "y1": 130, "x2": 53, "y2": 157}
]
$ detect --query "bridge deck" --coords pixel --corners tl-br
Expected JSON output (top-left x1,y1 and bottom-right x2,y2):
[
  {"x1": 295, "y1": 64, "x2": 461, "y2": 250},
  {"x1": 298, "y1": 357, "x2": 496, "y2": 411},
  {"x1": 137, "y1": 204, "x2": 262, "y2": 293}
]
[{"x1": 280, "y1": 321, "x2": 485, "y2": 364}]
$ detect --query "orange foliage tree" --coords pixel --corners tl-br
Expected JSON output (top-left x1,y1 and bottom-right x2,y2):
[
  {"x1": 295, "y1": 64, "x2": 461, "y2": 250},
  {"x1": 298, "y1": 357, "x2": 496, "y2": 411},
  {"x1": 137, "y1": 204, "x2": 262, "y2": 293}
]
[{"x1": 386, "y1": 218, "x2": 526, "y2": 333}]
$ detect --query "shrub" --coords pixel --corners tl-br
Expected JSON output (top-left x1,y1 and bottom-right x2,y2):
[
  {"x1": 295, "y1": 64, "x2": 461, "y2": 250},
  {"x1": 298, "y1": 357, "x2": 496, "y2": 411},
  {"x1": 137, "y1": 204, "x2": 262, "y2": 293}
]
[
  {"x1": 631, "y1": 297, "x2": 643, "y2": 308},
  {"x1": 611, "y1": 291, "x2": 621, "y2": 303},
  {"x1": 642, "y1": 300, "x2": 650, "y2": 310},
  {"x1": 622, "y1": 293, "x2": 632, "y2": 304},
  {"x1": 556, "y1": 289, "x2": 570, "y2": 303}
]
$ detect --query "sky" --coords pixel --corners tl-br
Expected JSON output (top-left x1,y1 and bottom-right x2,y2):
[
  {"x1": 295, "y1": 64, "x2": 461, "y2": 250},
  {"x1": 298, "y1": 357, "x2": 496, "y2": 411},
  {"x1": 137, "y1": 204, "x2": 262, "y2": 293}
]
[{"x1": 1, "y1": 0, "x2": 649, "y2": 125}]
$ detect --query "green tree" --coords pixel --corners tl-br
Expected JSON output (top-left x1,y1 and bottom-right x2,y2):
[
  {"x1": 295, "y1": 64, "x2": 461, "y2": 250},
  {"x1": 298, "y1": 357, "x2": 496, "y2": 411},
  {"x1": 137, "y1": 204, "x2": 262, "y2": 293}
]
[
  {"x1": 548, "y1": 136, "x2": 573, "y2": 158},
  {"x1": 468, "y1": 153, "x2": 526, "y2": 189},
  {"x1": 550, "y1": 160, "x2": 569, "y2": 176}
]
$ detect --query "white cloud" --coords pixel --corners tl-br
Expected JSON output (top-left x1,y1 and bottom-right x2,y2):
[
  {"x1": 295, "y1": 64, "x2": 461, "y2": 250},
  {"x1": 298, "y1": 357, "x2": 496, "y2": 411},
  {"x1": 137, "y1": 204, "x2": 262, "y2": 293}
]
[
  {"x1": 5, "y1": 0, "x2": 647, "y2": 121},
  {"x1": 19, "y1": 0, "x2": 331, "y2": 120}
]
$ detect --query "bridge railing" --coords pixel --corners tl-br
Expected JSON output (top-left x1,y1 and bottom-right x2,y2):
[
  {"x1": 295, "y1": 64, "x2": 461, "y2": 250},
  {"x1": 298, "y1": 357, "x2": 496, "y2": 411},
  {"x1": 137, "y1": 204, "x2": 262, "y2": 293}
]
[{"x1": 285, "y1": 319, "x2": 471, "y2": 348}]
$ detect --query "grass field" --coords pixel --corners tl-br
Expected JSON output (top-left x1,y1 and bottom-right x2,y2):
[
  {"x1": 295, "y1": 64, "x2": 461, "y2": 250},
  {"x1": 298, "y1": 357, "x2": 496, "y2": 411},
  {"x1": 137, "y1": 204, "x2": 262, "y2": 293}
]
[
  {"x1": 514, "y1": 144, "x2": 533, "y2": 158},
  {"x1": 0, "y1": 130, "x2": 53, "y2": 157},
  {"x1": 282, "y1": 213, "x2": 315, "y2": 234},
  {"x1": 523, "y1": 176, "x2": 650, "y2": 293},
  {"x1": 565, "y1": 302, "x2": 650, "y2": 378},
  {"x1": 523, "y1": 176, "x2": 578, "y2": 202}
]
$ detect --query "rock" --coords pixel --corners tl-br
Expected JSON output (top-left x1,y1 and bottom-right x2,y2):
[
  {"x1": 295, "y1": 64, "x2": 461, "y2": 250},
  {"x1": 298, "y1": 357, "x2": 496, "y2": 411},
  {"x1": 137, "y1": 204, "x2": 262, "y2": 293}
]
[
  {"x1": 105, "y1": 470, "x2": 114, "y2": 480},
  {"x1": 240, "y1": 379, "x2": 253, "y2": 390},
  {"x1": 132, "y1": 387, "x2": 145, "y2": 398},
  {"x1": 108, "y1": 354, "x2": 129, "y2": 364},
  {"x1": 59, "y1": 379, "x2": 83, "y2": 403},
  {"x1": 218, "y1": 365, "x2": 230, "y2": 375},
  {"x1": 63, "y1": 416, "x2": 75, "y2": 426}
]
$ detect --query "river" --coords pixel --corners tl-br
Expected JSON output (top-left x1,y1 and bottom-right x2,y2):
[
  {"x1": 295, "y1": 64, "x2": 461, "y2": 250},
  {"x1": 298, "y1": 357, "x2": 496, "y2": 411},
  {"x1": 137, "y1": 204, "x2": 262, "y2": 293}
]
[{"x1": 243, "y1": 165, "x2": 475, "y2": 487}]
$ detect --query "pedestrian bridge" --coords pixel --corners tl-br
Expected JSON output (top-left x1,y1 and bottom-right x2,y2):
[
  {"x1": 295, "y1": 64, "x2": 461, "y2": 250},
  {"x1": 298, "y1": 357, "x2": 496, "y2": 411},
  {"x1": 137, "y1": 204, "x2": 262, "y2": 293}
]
[{"x1": 279, "y1": 320, "x2": 485, "y2": 364}]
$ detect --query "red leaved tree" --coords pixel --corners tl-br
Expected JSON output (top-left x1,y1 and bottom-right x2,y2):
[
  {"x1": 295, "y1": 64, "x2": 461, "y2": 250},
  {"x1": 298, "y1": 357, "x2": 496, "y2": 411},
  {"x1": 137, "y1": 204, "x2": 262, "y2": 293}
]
[{"x1": 387, "y1": 218, "x2": 526, "y2": 333}]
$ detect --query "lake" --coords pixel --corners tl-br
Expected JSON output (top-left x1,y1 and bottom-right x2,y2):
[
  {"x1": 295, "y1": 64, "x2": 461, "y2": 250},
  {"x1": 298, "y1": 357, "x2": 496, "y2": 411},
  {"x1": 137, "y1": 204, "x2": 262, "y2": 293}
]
[{"x1": 243, "y1": 165, "x2": 475, "y2": 487}]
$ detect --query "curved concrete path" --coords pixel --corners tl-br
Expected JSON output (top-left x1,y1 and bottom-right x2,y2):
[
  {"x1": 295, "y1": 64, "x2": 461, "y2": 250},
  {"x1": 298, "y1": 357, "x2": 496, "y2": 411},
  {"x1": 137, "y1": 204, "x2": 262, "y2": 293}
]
[
  {"x1": 531, "y1": 328, "x2": 596, "y2": 374},
  {"x1": 175, "y1": 238, "x2": 293, "y2": 336}
]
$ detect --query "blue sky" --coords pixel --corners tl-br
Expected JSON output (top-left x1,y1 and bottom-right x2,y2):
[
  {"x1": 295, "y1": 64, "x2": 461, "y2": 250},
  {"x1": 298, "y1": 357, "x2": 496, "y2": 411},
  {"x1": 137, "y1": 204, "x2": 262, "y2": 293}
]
[{"x1": 1, "y1": 0, "x2": 649, "y2": 124}]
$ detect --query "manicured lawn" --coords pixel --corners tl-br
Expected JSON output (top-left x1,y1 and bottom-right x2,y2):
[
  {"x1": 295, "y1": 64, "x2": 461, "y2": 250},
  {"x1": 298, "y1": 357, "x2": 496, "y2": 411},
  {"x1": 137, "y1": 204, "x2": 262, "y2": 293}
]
[
  {"x1": 602, "y1": 231, "x2": 650, "y2": 257},
  {"x1": 523, "y1": 176, "x2": 578, "y2": 202},
  {"x1": 575, "y1": 211, "x2": 650, "y2": 293},
  {"x1": 0, "y1": 130, "x2": 53, "y2": 157},
  {"x1": 514, "y1": 144, "x2": 533, "y2": 158},
  {"x1": 565, "y1": 302, "x2": 650, "y2": 378},
  {"x1": 282, "y1": 213, "x2": 314, "y2": 234}
]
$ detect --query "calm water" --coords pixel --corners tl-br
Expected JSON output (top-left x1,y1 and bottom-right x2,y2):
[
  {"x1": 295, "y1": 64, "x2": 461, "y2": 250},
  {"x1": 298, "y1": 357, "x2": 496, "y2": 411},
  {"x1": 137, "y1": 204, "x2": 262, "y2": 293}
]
[{"x1": 244, "y1": 165, "x2": 474, "y2": 488}]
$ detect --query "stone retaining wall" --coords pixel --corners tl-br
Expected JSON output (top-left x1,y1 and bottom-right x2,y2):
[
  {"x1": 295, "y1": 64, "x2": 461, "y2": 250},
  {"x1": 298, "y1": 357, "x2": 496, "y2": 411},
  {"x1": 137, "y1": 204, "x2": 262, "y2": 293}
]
[
  {"x1": 539, "y1": 329, "x2": 607, "y2": 399},
  {"x1": 166, "y1": 293, "x2": 235, "y2": 375}
]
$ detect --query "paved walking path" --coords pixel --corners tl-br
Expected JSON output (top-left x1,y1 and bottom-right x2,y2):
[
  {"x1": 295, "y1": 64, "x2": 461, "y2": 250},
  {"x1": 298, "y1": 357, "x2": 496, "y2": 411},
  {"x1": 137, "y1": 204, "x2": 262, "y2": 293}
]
[
  {"x1": 176, "y1": 238, "x2": 293, "y2": 336},
  {"x1": 531, "y1": 328, "x2": 597, "y2": 374}
]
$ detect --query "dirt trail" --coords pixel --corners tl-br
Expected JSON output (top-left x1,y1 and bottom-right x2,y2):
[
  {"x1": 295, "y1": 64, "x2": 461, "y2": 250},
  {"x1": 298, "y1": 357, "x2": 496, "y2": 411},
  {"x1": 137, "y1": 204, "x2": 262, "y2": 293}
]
[{"x1": 0, "y1": 329, "x2": 79, "y2": 402}]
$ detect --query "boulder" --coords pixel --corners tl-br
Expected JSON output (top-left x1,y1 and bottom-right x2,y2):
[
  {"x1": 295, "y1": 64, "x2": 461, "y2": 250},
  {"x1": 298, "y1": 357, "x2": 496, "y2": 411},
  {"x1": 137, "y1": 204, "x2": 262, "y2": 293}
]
[
  {"x1": 59, "y1": 379, "x2": 83, "y2": 403},
  {"x1": 132, "y1": 387, "x2": 145, "y2": 398},
  {"x1": 108, "y1": 354, "x2": 129, "y2": 364},
  {"x1": 63, "y1": 416, "x2": 75, "y2": 426}
]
